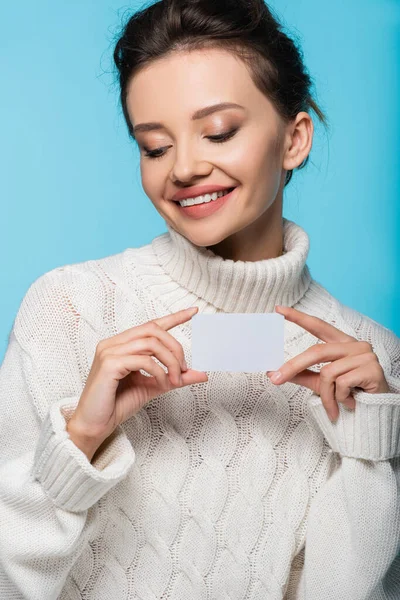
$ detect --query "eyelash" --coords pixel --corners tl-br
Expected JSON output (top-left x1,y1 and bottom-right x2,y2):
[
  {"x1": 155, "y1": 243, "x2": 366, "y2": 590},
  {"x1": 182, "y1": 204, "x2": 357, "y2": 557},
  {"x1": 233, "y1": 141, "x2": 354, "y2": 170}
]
[{"x1": 142, "y1": 128, "x2": 239, "y2": 160}]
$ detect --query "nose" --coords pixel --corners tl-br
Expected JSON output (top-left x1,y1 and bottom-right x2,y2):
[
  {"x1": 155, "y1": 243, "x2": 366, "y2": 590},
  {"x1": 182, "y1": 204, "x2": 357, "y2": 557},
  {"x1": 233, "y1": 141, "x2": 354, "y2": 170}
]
[{"x1": 170, "y1": 141, "x2": 212, "y2": 184}]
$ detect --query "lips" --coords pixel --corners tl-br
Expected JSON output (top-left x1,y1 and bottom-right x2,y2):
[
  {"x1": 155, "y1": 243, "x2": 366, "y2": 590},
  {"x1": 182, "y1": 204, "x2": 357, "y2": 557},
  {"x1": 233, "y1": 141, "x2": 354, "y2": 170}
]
[
  {"x1": 173, "y1": 187, "x2": 235, "y2": 203},
  {"x1": 171, "y1": 184, "x2": 236, "y2": 202}
]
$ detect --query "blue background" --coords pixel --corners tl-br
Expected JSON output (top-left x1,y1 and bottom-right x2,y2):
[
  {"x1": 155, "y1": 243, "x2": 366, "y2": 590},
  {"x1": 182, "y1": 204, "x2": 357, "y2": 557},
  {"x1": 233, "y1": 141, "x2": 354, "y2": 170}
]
[{"x1": 1, "y1": 0, "x2": 399, "y2": 363}]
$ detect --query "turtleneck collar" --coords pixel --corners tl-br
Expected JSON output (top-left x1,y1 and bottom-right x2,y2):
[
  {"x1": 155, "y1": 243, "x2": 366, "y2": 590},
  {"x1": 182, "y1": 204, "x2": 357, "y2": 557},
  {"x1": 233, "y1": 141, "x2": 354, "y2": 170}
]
[{"x1": 151, "y1": 217, "x2": 312, "y2": 313}]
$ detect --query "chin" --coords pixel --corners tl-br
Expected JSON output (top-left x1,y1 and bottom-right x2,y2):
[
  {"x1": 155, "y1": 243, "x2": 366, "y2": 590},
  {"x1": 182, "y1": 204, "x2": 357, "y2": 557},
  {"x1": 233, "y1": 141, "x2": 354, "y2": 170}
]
[{"x1": 179, "y1": 226, "x2": 228, "y2": 249}]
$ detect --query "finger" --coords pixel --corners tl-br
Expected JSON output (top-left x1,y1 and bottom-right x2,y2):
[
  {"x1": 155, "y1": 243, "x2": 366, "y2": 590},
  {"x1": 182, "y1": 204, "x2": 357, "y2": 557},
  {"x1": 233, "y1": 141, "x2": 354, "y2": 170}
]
[
  {"x1": 133, "y1": 355, "x2": 172, "y2": 390},
  {"x1": 154, "y1": 306, "x2": 199, "y2": 331},
  {"x1": 101, "y1": 311, "x2": 198, "y2": 371},
  {"x1": 181, "y1": 369, "x2": 209, "y2": 385},
  {"x1": 275, "y1": 305, "x2": 357, "y2": 344},
  {"x1": 285, "y1": 368, "x2": 320, "y2": 393},
  {"x1": 333, "y1": 361, "x2": 369, "y2": 406},
  {"x1": 338, "y1": 394, "x2": 356, "y2": 411},
  {"x1": 319, "y1": 370, "x2": 339, "y2": 422},
  {"x1": 269, "y1": 341, "x2": 371, "y2": 384},
  {"x1": 317, "y1": 356, "x2": 373, "y2": 418},
  {"x1": 133, "y1": 360, "x2": 208, "y2": 391},
  {"x1": 131, "y1": 363, "x2": 208, "y2": 393},
  {"x1": 102, "y1": 353, "x2": 171, "y2": 390},
  {"x1": 319, "y1": 353, "x2": 373, "y2": 407},
  {"x1": 99, "y1": 307, "x2": 199, "y2": 358},
  {"x1": 335, "y1": 362, "x2": 381, "y2": 397},
  {"x1": 106, "y1": 337, "x2": 185, "y2": 387}
]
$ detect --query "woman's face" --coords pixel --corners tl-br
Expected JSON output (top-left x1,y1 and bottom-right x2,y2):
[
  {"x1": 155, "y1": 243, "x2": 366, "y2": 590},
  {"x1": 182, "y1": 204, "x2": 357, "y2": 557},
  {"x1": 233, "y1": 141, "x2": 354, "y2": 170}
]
[{"x1": 126, "y1": 48, "x2": 312, "y2": 248}]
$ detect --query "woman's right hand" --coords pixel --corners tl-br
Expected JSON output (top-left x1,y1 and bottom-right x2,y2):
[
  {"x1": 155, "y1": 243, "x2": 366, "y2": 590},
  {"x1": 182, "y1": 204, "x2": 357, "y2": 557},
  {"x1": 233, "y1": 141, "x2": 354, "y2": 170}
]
[{"x1": 66, "y1": 306, "x2": 207, "y2": 461}]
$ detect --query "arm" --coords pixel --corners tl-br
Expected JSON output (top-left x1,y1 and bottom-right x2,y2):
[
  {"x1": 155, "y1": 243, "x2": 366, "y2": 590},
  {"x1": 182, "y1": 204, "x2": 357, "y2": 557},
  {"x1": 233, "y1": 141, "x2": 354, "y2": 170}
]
[
  {"x1": 298, "y1": 309, "x2": 400, "y2": 600},
  {"x1": 0, "y1": 270, "x2": 135, "y2": 600}
]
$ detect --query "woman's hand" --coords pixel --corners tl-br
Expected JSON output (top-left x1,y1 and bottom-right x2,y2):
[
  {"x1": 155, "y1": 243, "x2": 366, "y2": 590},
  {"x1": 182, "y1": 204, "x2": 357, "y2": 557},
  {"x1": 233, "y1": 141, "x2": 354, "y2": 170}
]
[
  {"x1": 67, "y1": 306, "x2": 208, "y2": 461},
  {"x1": 266, "y1": 305, "x2": 390, "y2": 422}
]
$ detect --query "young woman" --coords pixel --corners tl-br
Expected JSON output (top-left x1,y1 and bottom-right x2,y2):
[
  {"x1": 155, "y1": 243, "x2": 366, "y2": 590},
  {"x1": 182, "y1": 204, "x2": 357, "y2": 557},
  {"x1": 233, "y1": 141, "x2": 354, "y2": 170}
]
[{"x1": 1, "y1": 1, "x2": 399, "y2": 598}]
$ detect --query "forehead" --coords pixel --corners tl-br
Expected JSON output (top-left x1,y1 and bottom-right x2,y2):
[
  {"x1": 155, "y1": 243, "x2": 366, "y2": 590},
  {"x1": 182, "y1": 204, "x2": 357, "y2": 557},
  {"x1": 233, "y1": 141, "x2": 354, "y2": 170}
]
[{"x1": 126, "y1": 48, "x2": 264, "y2": 125}]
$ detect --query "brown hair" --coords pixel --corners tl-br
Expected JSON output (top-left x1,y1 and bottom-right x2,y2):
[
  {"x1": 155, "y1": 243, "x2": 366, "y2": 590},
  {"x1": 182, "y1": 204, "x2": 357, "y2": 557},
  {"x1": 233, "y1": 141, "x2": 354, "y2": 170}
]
[{"x1": 113, "y1": 0, "x2": 329, "y2": 186}]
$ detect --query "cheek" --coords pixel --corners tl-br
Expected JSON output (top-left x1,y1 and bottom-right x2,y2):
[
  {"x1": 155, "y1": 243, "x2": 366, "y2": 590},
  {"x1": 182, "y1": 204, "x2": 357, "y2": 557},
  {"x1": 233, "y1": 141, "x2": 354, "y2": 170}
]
[
  {"x1": 140, "y1": 163, "x2": 163, "y2": 201},
  {"x1": 239, "y1": 134, "x2": 284, "y2": 204},
  {"x1": 235, "y1": 131, "x2": 281, "y2": 178}
]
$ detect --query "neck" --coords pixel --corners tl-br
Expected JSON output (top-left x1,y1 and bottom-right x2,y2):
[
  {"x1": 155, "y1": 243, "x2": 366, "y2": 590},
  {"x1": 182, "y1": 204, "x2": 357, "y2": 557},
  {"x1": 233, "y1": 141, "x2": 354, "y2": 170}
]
[{"x1": 150, "y1": 214, "x2": 312, "y2": 314}]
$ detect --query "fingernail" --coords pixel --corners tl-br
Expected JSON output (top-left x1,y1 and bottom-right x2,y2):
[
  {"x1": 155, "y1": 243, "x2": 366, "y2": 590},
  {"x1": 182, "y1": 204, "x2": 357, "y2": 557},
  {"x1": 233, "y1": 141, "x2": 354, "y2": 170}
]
[
  {"x1": 269, "y1": 371, "x2": 282, "y2": 383},
  {"x1": 329, "y1": 413, "x2": 338, "y2": 423},
  {"x1": 183, "y1": 359, "x2": 188, "y2": 371}
]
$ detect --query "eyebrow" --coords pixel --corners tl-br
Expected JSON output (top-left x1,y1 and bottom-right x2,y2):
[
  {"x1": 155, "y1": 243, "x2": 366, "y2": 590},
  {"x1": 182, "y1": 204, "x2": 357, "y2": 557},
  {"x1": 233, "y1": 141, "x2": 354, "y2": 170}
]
[{"x1": 132, "y1": 102, "x2": 245, "y2": 135}]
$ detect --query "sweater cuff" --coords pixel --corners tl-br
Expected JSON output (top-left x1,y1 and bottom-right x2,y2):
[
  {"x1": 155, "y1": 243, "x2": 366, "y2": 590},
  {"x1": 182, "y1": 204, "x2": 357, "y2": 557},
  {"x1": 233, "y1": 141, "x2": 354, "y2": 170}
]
[
  {"x1": 307, "y1": 385, "x2": 400, "y2": 461},
  {"x1": 386, "y1": 373, "x2": 400, "y2": 394},
  {"x1": 33, "y1": 397, "x2": 135, "y2": 512}
]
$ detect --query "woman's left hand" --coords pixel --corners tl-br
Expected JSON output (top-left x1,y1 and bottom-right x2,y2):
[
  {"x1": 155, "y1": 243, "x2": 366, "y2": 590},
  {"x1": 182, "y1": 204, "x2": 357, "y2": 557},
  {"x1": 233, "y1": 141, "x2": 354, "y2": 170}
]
[{"x1": 266, "y1": 305, "x2": 390, "y2": 422}]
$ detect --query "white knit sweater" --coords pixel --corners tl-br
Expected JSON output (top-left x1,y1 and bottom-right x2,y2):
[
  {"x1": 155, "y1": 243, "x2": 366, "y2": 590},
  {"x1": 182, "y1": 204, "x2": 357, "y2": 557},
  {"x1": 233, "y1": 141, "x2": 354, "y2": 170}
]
[{"x1": 1, "y1": 217, "x2": 400, "y2": 600}]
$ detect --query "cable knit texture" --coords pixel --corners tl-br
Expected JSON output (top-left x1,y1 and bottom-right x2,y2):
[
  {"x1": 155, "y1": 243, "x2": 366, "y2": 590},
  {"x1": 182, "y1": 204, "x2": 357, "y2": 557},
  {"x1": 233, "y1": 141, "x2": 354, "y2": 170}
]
[{"x1": 0, "y1": 217, "x2": 399, "y2": 600}]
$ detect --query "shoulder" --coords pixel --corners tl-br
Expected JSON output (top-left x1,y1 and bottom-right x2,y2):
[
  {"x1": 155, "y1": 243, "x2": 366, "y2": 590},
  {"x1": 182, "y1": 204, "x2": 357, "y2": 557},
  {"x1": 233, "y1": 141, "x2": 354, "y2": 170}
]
[
  {"x1": 329, "y1": 289, "x2": 399, "y2": 376},
  {"x1": 307, "y1": 279, "x2": 398, "y2": 345},
  {"x1": 13, "y1": 249, "x2": 131, "y2": 343},
  {"x1": 304, "y1": 280, "x2": 399, "y2": 375},
  {"x1": 336, "y1": 298, "x2": 399, "y2": 352}
]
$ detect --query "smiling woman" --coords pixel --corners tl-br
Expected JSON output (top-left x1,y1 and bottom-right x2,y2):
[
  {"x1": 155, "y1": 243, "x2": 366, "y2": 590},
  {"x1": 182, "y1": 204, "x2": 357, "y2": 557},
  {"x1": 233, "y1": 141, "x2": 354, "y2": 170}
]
[
  {"x1": 113, "y1": 0, "x2": 327, "y2": 257},
  {"x1": 1, "y1": 1, "x2": 400, "y2": 600}
]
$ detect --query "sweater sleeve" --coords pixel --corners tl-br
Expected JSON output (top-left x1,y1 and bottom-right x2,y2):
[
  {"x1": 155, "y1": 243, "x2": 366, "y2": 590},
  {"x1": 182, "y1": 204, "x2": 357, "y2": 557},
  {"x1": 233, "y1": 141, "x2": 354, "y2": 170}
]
[
  {"x1": 0, "y1": 270, "x2": 136, "y2": 600},
  {"x1": 299, "y1": 312, "x2": 400, "y2": 599},
  {"x1": 307, "y1": 308, "x2": 400, "y2": 461}
]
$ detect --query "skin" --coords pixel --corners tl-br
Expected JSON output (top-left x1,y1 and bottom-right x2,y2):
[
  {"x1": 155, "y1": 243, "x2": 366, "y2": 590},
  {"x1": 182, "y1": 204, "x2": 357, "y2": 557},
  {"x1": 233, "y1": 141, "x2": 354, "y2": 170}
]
[
  {"x1": 269, "y1": 306, "x2": 390, "y2": 422},
  {"x1": 126, "y1": 47, "x2": 313, "y2": 261},
  {"x1": 124, "y1": 47, "x2": 390, "y2": 422}
]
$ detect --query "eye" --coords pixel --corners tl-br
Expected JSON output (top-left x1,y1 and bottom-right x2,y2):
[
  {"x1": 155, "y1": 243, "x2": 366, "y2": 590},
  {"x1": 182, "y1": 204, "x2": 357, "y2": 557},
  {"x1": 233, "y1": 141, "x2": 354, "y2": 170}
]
[
  {"x1": 142, "y1": 127, "x2": 239, "y2": 160},
  {"x1": 207, "y1": 128, "x2": 239, "y2": 143},
  {"x1": 142, "y1": 146, "x2": 170, "y2": 161}
]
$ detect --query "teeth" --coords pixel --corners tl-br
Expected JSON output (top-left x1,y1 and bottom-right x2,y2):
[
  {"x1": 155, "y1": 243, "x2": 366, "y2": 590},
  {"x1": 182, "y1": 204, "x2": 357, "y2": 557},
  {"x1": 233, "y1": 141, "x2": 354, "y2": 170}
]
[{"x1": 179, "y1": 188, "x2": 232, "y2": 207}]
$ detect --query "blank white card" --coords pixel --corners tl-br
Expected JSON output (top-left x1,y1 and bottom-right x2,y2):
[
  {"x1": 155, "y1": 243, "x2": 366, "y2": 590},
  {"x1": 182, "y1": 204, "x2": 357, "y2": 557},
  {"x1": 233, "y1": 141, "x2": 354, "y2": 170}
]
[{"x1": 191, "y1": 313, "x2": 285, "y2": 372}]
